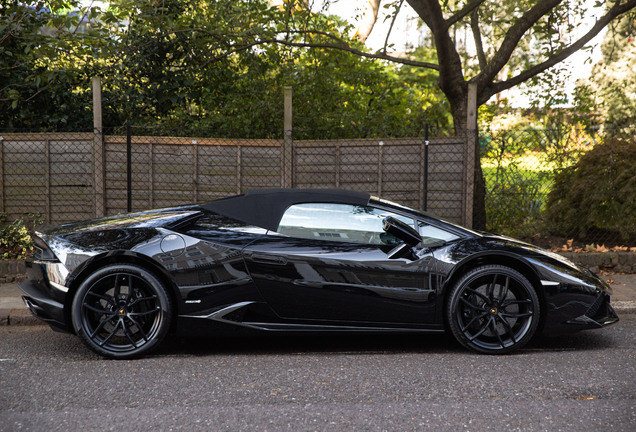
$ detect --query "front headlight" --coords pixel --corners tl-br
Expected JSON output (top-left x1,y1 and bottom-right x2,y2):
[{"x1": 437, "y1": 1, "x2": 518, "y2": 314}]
[{"x1": 32, "y1": 234, "x2": 60, "y2": 262}]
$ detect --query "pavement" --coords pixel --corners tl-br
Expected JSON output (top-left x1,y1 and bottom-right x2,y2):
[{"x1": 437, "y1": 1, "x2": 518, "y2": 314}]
[{"x1": 1, "y1": 274, "x2": 636, "y2": 326}]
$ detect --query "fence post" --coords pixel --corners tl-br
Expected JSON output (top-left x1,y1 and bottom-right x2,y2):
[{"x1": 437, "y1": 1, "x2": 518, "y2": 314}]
[
  {"x1": 0, "y1": 136, "x2": 4, "y2": 214},
  {"x1": 92, "y1": 76, "x2": 105, "y2": 218},
  {"x1": 377, "y1": 142, "x2": 383, "y2": 195},
  {"x1": 237, "y1": 146, "x2": 242, "y2": 194},
  {"x1": 45, "y1": 139, "x2": 51, "y2": 224},
  {"x1": 193, "y1": 141, "x2": 198, "y2": 203},
  {"x1": 423, "y1": 124, "x2": 429, "y2": 212},
  {"x1": 464, "y1": 83, "x2": 477, "y2": 228},
  {"x1": 148, "y1": 143, "x2": 154, "y2": 209},
  {"x1": 126, "y1": 121, "x2": 132, "y2": 213},
  {"x1": 283, "y1": 86, "x2": 293, "y2": 188}
]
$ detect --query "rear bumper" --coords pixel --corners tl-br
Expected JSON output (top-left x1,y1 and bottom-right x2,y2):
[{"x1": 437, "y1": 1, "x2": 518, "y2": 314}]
[{"x1": 18, "y1": 279, "x2": 70, "y2": 333}]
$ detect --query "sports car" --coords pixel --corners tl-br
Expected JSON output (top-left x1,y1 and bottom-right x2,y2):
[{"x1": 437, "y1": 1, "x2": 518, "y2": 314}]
[{"x1": 19, "y1": 188, "x2": 618, "y2": 359}]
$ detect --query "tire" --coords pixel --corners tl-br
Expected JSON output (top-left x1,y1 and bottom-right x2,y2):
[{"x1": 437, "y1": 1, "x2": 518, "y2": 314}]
[
  {"x1": 72, "y1": 264, "x2": 172, "y2": 359},
  {"x1": 447, "y1": 265, "x2": 539, "y2": 354}
]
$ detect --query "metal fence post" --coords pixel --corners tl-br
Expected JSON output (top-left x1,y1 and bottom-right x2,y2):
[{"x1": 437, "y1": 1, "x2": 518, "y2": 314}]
[
  {"x1": 126, "y1": 121, "x2": 132, "y2": 213},
  {"x1": 423, "y1": 123, "x2": 429, "y2": 212}
]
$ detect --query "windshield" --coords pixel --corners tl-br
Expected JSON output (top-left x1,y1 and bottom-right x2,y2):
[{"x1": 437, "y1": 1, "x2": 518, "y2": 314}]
[{"x1": 369, "y1": 196, "x2": 480, "y2": 237}]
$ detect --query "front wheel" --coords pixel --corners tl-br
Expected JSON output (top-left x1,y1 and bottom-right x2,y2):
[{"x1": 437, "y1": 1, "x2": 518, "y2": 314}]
[
  {"x1": 447, "y1": 265, "x2": 540, "y2": 354},
  {"x1": 72, "y1": 264, "x2": 172, "y2": 359}
]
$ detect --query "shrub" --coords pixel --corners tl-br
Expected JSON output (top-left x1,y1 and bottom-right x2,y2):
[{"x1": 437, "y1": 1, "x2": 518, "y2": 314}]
[
  {"x1": 545, "y1": 138, "x2": 636, "y2": 240},
  {"x1": 0, "y1": 213, "x2": 42, "y2": 259}
]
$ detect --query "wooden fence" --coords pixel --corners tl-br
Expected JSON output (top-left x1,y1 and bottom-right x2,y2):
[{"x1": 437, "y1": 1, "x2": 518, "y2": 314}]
[{"x1": 0, "y1": 132, "x2": 471, "y2": 226}]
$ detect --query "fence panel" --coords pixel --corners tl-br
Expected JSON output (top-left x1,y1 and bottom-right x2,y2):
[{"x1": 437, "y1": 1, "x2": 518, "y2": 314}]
[
  {"x1": 3, "y1": 126, "x2": 634, "y2": 249},
  {"x1": 0, "y1": 133, "x2": 95, "y2": 224},
  {"x1": 0, "y1": 129, "x2": 469, "y2": 233}
]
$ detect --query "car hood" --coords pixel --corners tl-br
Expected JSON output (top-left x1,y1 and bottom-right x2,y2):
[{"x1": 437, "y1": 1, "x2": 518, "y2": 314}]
[
  {"x1": 433, "y1": 233, "x2": 609, "y2": 290},
  {"x1": 37, "y1": 207, "x2": 203, "y2": 237},
  {"x1": 480, "y1": 233, "x2": 590, "y2": 272}
]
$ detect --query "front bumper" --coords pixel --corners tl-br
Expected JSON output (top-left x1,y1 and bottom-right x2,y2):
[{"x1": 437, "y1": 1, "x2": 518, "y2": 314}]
[
  {"x1": 18, "y1": 278, "x2": 70, "y2": 333},
  {"x1": 565, "y1": 293, "x2": 619, "y2": 328},
  {"x1": 543, "y1": 291, "x2": 619, "y2": 336}
]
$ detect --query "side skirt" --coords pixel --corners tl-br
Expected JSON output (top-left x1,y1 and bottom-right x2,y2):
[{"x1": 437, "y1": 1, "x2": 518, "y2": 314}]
[{"x1": 178, "y1": 301, "x2": 445, "y2": 334}]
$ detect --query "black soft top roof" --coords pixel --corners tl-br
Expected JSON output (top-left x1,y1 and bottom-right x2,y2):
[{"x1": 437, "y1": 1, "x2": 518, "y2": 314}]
[{"x1": 201, "y1": 188, "x2": 370, "y2": 231}]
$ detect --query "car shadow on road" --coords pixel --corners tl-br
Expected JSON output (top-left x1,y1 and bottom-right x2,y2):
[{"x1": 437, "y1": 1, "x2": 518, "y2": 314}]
[
  {"x1": 523, "y1": 330, "x2": 617, "y2": 352},
  {"x1": 156, "y1": 332, "x2": 460, "y2": 357},
  {"x1": 153, "y1": 328, "x2": 617, "y2": 358},
  {"x1": 8, "y1": 324, "x2": 616, "y2": 360}
]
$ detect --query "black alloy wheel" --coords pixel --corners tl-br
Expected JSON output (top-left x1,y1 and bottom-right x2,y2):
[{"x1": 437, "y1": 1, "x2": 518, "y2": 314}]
[
  {"x1": 72, "y1": 264, "x2": 172, "y2": 359},
  {"x1": 447, "y1": 265, "x2": 540, "y2": 354}
]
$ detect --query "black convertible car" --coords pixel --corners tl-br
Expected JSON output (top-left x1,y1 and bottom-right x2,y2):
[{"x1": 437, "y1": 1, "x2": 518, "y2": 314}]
[{"x1": 19, "y1": 188, "x2": 618, "y2": 359}]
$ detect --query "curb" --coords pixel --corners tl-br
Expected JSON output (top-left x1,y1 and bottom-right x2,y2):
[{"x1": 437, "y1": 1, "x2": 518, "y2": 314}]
[
  {"x1": 0, "y1": 309, "x2": 43, "y2": 326},
  {"x1": 613, "y1": 301, "x2": 636, "y2": 315}
]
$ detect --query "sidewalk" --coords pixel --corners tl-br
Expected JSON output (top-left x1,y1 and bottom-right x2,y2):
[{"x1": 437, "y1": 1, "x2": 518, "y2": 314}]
[{"x1": 2, "y1": 275, "x2": 636, "y2": 326}]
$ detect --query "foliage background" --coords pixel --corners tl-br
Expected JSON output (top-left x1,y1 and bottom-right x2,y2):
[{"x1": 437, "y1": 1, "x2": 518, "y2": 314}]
[{"x1": 1, "y1": 1, "x2": 636, "y2": 252}]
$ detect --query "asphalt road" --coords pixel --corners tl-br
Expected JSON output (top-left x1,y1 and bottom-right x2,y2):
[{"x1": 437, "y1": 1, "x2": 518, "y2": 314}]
[{"x1": 1, "y1": 316, "x2": 635, "y2": 431}]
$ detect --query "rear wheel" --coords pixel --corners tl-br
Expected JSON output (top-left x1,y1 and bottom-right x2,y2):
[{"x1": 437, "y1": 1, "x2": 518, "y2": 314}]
[
  {"x1": 72, "y1": 264, "x2": 172, "y2": 359},
  {"x1": 447, "y1": 265, "x2": 539, "y2": 354}
]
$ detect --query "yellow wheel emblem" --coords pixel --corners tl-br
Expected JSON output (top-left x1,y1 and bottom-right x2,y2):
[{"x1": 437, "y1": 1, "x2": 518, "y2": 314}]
[{"x1": 118, "y1": 308, "x2": 126, "y2": 316}]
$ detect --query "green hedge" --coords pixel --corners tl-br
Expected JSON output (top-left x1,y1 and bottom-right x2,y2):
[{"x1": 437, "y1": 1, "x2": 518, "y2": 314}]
[{"x1": 545, "y1": 139, "x2": 636, "y2": 240}]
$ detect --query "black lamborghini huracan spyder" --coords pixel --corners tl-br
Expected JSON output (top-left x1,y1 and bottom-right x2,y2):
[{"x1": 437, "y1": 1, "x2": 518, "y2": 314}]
[{"x1": 19, "y1": 188, "x2": 618, "y2": 359}]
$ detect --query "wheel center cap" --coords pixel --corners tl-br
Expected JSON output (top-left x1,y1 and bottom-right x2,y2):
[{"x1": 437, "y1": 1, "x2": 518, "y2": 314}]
[
  {"x1": 489, "y1": 307, "x2": 498, "y2": 315},
  {"x1": 118, "y1": 308, "x2": 126, "y2": 317}
]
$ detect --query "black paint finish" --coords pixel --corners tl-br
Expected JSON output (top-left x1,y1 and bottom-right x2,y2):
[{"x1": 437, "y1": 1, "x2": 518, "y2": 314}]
[{"x1": 18, "y1": 190, "x2": 617, "y2": 354}]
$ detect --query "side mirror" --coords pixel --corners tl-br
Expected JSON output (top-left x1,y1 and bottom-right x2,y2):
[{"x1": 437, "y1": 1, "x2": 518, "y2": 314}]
[{"x1": 382, "y1": 216, "x2": 422, "y2": 247}]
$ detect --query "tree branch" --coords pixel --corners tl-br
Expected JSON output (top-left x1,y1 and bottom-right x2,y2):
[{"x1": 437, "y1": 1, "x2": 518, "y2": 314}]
[
  {"x1": 445, "y1": 0, "x2": 488, "y2": 29},
  {"x1": 484, "y1": 0, "x2": 636, "y2": 103},
  {"x1": 477, "y1": 0, "x2": 562, "y2": 86},
  {"x1": 210, "y1": 38, "x2": 440, "y2": 70},
  {"x1": 354, "y1": 0, "x2": 381, "y2": 42},
  {"x1": 159, "y1": 28, "x2": 440, "y2": 70},
  {"x1": 406, "y1": 0, "x2": 466, "y2": 100},
  {"x1": 383, "y1": 0, "x2": 405, "y2": 54},
  {"x1": 470, "y1": 9, "x2": 487, "y2": 70}
]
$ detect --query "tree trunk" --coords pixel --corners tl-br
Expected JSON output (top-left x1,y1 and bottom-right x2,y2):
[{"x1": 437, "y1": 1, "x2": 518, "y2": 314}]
[{"x1": 449, "y1": 95, "x2": 487, "y2": 231}]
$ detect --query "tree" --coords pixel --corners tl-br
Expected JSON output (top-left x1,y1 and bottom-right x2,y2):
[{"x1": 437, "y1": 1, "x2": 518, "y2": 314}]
[
  {"x1": 0, "y1": 1, "x2": 94, "y2": 128},
  {"x1": 574, "y1": 11, "x2": 636, "y2": 127},
  {"x1": 298, "y1": 0, "x2": 636, "y2": 227},
  {"x1": 147, "y1": 0, "x2": 634, "y2": 227},
  {"x1": 6, "y1": 1, "x2": 636, "y2": 227},
  {"x1": 1, "y1": 1, "x2": 448, "y2": 133}
]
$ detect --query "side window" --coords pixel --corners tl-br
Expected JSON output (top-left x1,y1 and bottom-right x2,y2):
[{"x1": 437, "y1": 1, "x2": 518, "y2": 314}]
[
  {"x1": 417, "y1": 221, "x2": 459, "y2": 245},
  {"x1": 277, "y1": 203, "x2": 415, "y2": 245}
]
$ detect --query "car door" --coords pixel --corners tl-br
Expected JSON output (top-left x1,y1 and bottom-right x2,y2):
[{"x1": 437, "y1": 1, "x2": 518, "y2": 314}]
[{"x1": 242, "y1": 203, "x2": 437, "y2": 324}]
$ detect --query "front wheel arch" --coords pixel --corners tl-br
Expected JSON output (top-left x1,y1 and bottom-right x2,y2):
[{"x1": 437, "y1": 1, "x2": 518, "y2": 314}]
[
  {"x1": 71, "y1": 263, "x2": 173, "y2": 359},
  {"x1": 445, "y1": 264, "x2": 540, "y2": 354},
  {"x1": 64, "y1": 252, "x2": 180, "y2": 335},
  {"x1": 439, "y1": 253, "x2": 546, "y2": 335}
]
